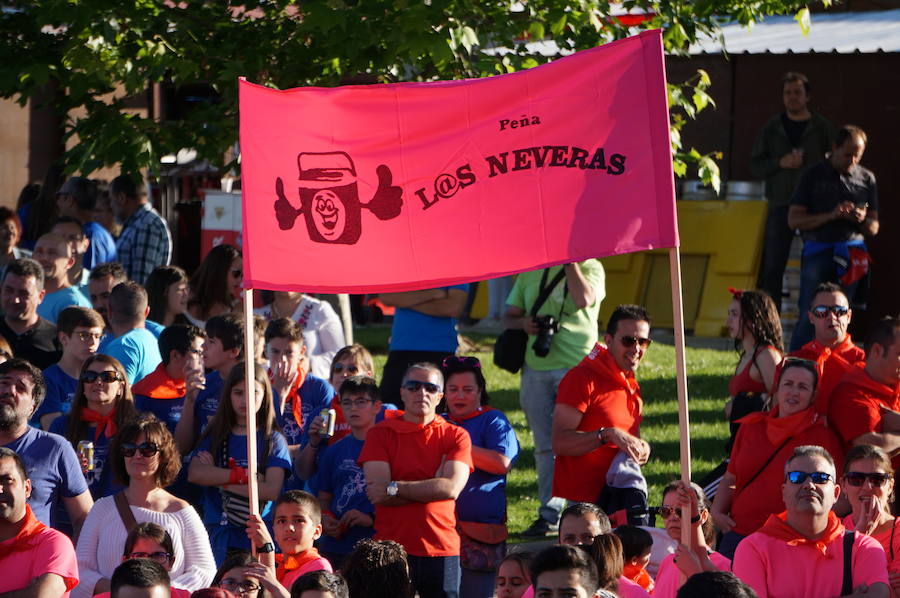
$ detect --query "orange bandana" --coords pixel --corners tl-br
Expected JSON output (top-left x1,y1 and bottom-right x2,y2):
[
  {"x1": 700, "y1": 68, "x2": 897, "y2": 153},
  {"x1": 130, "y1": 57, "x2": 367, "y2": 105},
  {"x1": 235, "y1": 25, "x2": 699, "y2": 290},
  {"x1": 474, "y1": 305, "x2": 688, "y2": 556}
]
[
  {"x1": 81, "y1": 407, "x2": 118, "y2": 441},
  {"x1": 0, "y1": 505, "x2": 47, "y2": 559},
  {"x1": 758, "y1": 511, "x2": 845, "y2": 556},
  {"x1": 275, "y1": 547, "x2": 322, "y2": 582}
]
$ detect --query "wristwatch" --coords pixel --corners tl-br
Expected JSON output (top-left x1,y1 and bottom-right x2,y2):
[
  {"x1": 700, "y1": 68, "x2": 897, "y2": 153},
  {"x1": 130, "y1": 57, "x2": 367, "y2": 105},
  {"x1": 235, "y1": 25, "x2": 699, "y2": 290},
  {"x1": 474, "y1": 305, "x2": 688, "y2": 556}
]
[
  {"x1": 257, "y1": 542, "x2": 275, "y2": 553},
  {"x1": 387, "y1": 481, "x2": 399, "y2": 497},
  {"x1": 597, "y1": 428, "x2": 608, "y2": 444}
]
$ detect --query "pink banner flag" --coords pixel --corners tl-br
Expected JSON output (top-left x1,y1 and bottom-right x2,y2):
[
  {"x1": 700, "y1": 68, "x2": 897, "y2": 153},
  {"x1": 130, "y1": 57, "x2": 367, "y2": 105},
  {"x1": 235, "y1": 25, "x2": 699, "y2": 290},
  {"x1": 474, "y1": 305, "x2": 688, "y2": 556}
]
[{"x1": 239, "y1": 29, "x2": 677, "y2": 293}]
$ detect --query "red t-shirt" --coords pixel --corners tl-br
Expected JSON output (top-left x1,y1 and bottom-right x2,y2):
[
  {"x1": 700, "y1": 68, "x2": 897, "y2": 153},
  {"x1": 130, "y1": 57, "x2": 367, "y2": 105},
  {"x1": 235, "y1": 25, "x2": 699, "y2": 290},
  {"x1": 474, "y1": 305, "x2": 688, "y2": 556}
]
[
  {"x1": 358, "y1": 415, "x2": 473, "y2": 557},
  {"x1": 790, "y1": 335, "x2": 864, "y2": 414},
  {"x1": 553, "y1": 344, "x2": 642, "y2": 503},
  {"x1": 726, "y1": 416, "x2": 844, "y2": 536},
  {"x1": 829, "y1": 364, "x2": 900, "y2": 466}
]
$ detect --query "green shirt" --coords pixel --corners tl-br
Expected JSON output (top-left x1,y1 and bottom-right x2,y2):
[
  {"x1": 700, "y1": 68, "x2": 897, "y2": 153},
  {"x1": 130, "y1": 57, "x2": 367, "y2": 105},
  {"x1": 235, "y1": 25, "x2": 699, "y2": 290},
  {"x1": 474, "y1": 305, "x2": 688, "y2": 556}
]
[{"x1": 506, "y1": 260, "x2": 605, "y2": 371}]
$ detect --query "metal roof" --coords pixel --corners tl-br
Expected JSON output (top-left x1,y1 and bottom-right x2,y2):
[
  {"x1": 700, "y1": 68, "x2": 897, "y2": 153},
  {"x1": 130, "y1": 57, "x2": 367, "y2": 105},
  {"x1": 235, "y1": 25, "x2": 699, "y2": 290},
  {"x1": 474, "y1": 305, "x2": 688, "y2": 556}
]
[{"x1": 689, "y1": 9, "x2": 900, "y2": 55}]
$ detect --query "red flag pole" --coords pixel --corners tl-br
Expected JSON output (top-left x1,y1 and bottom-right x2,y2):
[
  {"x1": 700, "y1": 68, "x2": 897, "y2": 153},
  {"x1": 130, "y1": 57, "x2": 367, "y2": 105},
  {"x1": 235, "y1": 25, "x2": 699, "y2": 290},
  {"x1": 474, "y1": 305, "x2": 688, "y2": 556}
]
[
  {"x1": 243, "y1": 288, "x2": 260, "y2": 556},
  {"x1": 668, "y1": 247, "x2": 693, "y2": 561}
]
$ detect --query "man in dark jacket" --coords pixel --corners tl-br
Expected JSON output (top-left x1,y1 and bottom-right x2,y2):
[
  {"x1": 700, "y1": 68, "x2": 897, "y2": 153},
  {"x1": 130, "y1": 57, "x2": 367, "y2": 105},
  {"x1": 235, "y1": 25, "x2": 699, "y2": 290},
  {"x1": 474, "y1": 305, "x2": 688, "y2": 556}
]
[{"x1": 750, "y1": 72, "x2": 834, "y2": 308}]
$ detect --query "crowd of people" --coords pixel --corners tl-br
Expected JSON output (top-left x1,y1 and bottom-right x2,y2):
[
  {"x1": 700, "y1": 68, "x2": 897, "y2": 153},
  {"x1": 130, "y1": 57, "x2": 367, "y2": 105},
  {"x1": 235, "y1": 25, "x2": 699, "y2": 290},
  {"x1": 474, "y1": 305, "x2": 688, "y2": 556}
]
[{"x1": 0, "y1": 66, "x2": 894, "y2": 598}]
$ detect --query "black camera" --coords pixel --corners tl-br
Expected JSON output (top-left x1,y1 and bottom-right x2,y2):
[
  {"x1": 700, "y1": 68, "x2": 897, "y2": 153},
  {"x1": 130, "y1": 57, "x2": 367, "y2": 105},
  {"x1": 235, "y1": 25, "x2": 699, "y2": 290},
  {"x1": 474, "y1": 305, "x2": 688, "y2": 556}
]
[{"x1": 532, "y1": 315, "x2": 559, "y2": 357}]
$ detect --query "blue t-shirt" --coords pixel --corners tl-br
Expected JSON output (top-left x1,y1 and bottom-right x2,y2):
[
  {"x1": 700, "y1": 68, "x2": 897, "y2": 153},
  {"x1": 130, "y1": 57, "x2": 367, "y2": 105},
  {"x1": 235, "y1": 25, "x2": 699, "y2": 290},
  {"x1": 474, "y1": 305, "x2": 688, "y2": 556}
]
[
  {"x1": 193, "y1": 430, "x2": 292, "y2": 563},
  {"x1": 145, "y1": 320, "x2": 165, "y2": 338},
  {"x1": 388, "y1": 284, "x2": 469, "y2": 352},
  {"x1": 194, "y1": 370, "x2": 225, "y2": 437},
  {"x1": 135, "y1": 394, "x2": 185, "y2": 434},
  {"x1": 31, "y1": 364, "x2": 78, "y2": 426},
  {"x1": 2, "y1": 426, "x2": 89, "y2": 527},
  {"x1": 314, "y1": 435, "x2": 375, "y2": 556},
  {"x1": 273, "y1": 374, "x2": 333, "y2": 492},
  {"x1": 83, "y1": 221, "x2": 117, "y2": 269},
  {"x1": 445, "y1": 408, "x2": 519, "y2": 524},
  {"x1": 36, "y1": 286, "x2": 92, "y2": 324},
  {"x1": 48, "y1": 415, "x2": 122, "y2": 499},
  {"x1": 101, "y1": 327, "x2": 162, "y2": 384}
]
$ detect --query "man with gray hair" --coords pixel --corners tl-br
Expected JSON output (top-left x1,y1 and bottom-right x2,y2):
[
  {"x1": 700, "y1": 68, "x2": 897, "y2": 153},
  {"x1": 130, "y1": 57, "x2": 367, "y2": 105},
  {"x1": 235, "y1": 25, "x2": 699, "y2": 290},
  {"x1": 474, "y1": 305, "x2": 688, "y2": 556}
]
[
  {"x1": 0, "y1": 358, "x2": 92, "y2": 531},
  {"x1": 733, "y1": 445, "x2": 888, "y2": 597},
  {"x1": 100, "y1": 281, "x2": 161, "y2": 384},
  {"x1": 110, "y1": 174, "x2": 172, "y2": 285},
  {"x1": 0, "y1": 258, "x2": 60, "y2": 368}
]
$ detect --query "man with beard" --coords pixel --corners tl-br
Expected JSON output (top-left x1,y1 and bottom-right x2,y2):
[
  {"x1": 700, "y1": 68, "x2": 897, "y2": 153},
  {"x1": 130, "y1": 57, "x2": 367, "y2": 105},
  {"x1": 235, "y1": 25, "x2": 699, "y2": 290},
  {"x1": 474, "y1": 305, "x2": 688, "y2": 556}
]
[
  {"x1": 0, "y1": 358, "x2": 92, "y2": 532},
  {"x1": 0, "y1": 258, "x2": 61, "y2": 369},
  {"x1": 0, "y1": 447, "x2": 79, "y2": 597},
  {"x1": 733, "y1": 445, "x2": 888, "y2": 597}
]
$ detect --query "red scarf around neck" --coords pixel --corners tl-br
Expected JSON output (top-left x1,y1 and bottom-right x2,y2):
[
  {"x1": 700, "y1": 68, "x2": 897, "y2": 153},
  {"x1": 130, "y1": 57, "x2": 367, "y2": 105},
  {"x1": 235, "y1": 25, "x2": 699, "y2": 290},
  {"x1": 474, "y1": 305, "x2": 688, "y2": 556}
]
[
  {"x1": 758, "y1": 511, "x2": 845, "y2": 556},
  {"x1": 0, "y1": 504, "x2": 47, "y2": 559},
  {"x1": 81, "y1": 406, "x2": 118, "y2": 441},
  {"x1": 275, "y1": 546, "x2": 322, "y2": 581}
]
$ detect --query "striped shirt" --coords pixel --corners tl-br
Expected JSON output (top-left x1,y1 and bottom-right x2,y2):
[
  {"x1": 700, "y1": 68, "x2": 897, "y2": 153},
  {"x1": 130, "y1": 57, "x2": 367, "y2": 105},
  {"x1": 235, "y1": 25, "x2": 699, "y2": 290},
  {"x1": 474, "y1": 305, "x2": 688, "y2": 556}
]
[{"x1": 115, "y1": 202, "x2": 172, "y2": 284}]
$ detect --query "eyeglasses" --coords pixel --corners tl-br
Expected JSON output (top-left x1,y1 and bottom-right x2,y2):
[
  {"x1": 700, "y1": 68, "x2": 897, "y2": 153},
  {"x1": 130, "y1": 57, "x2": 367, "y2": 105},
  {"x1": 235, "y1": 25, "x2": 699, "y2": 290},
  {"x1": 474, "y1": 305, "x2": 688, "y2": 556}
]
[
  {"x1": 81, "y1": 370, "x2": 121, "y2": 384},
  {"x1": 219, "y1": 581, "x2": 261, "y2": 595},
  {"x1": 811, "y1": 305, "x2": 850, "y2": 318},
  {"x1": 786, "y1": 471, "x2": 834, "y2": 485},
  {"x1": 122, "y1": 442, "x2": 160, "y2": 458},
  {"x1": 333, "y1": 363, "x2": 360, "y2": 374},
  {"x1": 442, "y1": 355, "x2": 481, "y2": 369},
  {"x1": 619, "y1": 335, "x2": 652, "y2": 349},
  {"x1": 128, "y1": 551, "x2": 172, "y2": 564},
  {"x1": 657, "y1": 505, "x2": 705, "y2": 520},
  {"x1": 75, "y1": 331, "x2": 103, "y2": 342},
  {"x1": 339, "y1": 397, "x2": 374, "y2": 409},
  {"x1": 401, "y1": 380, "x2": 441, "y2": 394},
  {"x1": 844, "y1": 472, "x2": 893, "y2": 488}
]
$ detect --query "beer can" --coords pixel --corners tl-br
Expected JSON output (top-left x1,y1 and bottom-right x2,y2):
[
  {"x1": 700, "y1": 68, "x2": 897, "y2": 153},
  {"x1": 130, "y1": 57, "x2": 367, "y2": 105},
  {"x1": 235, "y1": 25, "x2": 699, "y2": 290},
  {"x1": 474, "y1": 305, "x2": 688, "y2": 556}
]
[
  {"x1": 78, "y1": 440, "x2": 95, "y2": 472},
  {"x1": 320, "y1": 408, "x2": 337, "y2": 438}
]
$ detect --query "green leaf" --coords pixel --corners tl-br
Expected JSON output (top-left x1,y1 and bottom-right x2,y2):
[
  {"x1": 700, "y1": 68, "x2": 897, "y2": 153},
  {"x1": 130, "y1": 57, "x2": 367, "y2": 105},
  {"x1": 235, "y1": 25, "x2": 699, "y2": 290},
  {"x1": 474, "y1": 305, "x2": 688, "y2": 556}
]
[
  {"x1": 692, "y1": 88, "x2": 715, "y2": 112},
  {"x1": 550, "y1": 14, "x2": 568, "y2": 36},
  {"x1": 459, "y1": 26, "x2": 479, "y2": 54},
  {"x1": 794, "y1": 7, "x2": 810, "y2": 37},
  {"x1": 697, "y1": 69, "x2": 711, "y2": 87},
  {"x1": 673, "y1": 159, "x2": 687, "y2": 178},
  {"x1": 698, "y1": 155, "x2": 721, "y2": 194},
  {"x1": 528, "y1": 22, "x2": 545, "y2": 40}
]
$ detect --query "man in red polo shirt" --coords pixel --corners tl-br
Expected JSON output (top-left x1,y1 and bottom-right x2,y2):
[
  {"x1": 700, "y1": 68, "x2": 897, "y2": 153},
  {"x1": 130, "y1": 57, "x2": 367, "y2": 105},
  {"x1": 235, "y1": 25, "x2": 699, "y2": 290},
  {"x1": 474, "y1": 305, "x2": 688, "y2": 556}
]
[
  {"x1": 551, "y1": 304, "x2": 651, "y2": 521},
  {"x1": 790, "y1": 282, "x2": 865, "y2": 413},
  {"x1": 829, "y1": 316, "x2": 900, "y2": 464},
  {"x1": 359, "y1": 363, "x2": 472, "y2": 598}
]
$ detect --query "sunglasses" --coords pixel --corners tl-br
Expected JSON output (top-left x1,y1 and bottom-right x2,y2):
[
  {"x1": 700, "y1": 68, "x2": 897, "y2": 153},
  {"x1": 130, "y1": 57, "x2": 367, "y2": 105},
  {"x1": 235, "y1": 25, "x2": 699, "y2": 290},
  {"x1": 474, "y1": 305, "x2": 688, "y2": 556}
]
[
  {"x1": 333, "y1": 363, "x2": 360, "y2": 374},
  {"x1": 442, "y1": 355, "x2": 482, "y2": 369},
  {"x1": 620, "y1": 335, "x2": 652, "y2": 349},
  {"x1": 401, "y1": 380, "x2": 441, "y2": 394},
  {"x1": 786, "y1": 471, "x2": 833, "y2": 485},
  {"x1": 81, "y1": 370, "x2": 121, "y2": 384},
  {"x1": 657, "y1": 505, "x2": 704, "y2": 520},
  {"x1": 128, "y1": 551, "x2": 172, "y2": 563},
  {"x1": 843, "y1": 471, "x2": 893, "y2": 488},
  {"x1": 811, "y1": 305, "x2": 850, "y2": 318},
  {"x1": 122, "y1": 442, "x2": 160, "y2": 458}
]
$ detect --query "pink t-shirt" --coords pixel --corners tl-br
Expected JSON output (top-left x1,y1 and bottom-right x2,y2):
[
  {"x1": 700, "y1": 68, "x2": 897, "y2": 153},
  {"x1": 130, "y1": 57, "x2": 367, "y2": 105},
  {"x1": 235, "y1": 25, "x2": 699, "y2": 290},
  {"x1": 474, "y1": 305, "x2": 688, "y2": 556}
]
[
  {"x1": 280, "y1": 557, "x2": 333, "y2": 591},
  {"x1": 733, "y1": 530, "x2": 889, "y2": 598},
  {"x1": 653, "y1": 551, "x2": 731, "y2": 598},
  {"x1": 521, "y1": 576, "x2": 646, "y2": 598},
  {"x1": 0, "y1": 527, "x2": 79, "y2": 597},
  {"x1": 94, "y1": 589, "x2": 191, "y2": 598}
]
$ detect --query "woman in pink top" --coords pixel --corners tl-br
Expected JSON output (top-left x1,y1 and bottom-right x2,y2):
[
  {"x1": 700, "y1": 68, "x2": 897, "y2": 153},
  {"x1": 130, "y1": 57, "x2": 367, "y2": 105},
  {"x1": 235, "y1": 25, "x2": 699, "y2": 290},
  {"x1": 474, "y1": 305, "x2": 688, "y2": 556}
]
[
  {"x1": 841, "y1": 444, "x2": 900, "y2": 597},
  {"x1": 653, "y1": 481, "x2": 731, "y2": 598}
]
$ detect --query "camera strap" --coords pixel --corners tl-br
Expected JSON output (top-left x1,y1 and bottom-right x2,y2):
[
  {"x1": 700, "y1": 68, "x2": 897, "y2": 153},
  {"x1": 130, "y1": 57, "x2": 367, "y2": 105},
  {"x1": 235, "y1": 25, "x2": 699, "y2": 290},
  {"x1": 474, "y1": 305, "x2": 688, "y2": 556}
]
[{"x1": 531, "y1": 266, "x2": 568, "y2": 318}]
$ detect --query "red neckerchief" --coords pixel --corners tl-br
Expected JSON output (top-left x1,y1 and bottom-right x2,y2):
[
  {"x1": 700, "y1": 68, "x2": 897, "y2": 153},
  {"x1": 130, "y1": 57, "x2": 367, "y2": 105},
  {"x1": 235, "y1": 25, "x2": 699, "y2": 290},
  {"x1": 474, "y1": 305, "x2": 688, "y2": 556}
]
[
  {"x1": 81, "y1": 406, "x2": 118, "y2": 441},
  {"x1": 622, "y1": 563, "x2": 654, "y2": 592},
  {"x1": 131, "y1": 363, "x2": 186, "y2": 399},
  {"x1": 758, "y1": 511, "x2": 844, "y2": 556},
  {"x1": 275, "y1": 547, "x2": 322, "y2": 582},
  {"x1": 0, "y1": 505, "x2": 47, "y2": 559},
  {"x1": 843, "y1": 363, "x2": 900, "y2": 409},
  {"x1": 581, "y1": 343, "x2": 642, "y2": 401},
  {"x1": 446, "y1": 405, "x2": 494, "y2": 424},
  {"x1": 737, "y1": 405, "x2": 824, "y2": 447}
]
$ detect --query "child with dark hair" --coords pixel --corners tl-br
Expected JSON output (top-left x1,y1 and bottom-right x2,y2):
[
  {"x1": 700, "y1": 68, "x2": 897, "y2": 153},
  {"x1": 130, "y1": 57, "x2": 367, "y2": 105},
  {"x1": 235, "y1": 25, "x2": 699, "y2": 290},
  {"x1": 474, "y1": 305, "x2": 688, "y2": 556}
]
[
  {"x1": 613, "y1": 526, "x2": 654, "y2": 593},
  {"x1": 341, "y1": 539, "x2": 412, "y2": 598},
  {"x1": 290, "y1": 571, "x2": 348, "y2": 598}
]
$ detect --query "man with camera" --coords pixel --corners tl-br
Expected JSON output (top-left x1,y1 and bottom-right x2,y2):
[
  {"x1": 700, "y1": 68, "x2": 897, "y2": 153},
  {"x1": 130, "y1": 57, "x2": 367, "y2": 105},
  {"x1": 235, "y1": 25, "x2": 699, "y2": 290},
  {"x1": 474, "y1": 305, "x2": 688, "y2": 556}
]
[
  {"x1": 551, "y1": 304, "x2": 652, "y2": 523},
  {"x1": 504, "y1": 260, "x2": 605, "y2": 536}
]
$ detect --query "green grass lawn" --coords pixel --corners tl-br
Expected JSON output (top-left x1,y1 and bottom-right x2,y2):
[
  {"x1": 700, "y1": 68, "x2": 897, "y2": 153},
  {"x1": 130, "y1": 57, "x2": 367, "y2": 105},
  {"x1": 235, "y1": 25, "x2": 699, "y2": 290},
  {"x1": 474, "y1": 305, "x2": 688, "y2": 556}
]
[{"x1": 353, "y1": 325, "x2": 735, "y2": 539}]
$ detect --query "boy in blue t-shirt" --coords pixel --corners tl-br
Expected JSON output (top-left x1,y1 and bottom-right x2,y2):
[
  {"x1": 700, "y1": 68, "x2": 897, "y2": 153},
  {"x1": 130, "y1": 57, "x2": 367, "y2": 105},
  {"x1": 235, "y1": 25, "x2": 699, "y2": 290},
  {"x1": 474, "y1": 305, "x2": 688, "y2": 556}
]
[
  {"x1": 298, "y1": 375, "x2": 382, "y2": 568},
  {"x1": 32, "y1": 306, "x2": 104, "y2": 429}
]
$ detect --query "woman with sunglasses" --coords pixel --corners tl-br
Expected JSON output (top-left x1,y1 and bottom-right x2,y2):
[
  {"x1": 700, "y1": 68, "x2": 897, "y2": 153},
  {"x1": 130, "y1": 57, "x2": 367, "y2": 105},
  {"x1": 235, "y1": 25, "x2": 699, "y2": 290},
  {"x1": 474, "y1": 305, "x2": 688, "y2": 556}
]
[
  {"x1": 74, "y1": 413, "x2": 216, "y2": 598},
  {"x1": 254, "y1": 291, "x2": 345, "y2": 380},
  {"x1": 841, "y1": 444, "x2": 900, "y2": 597},
  {"x1": 654, "y1": 481, "x2": 729, "y2": 598},
  {"x1": 441, "y1": 355, "x2": 520, "y2": 598},
  {"x1": 49, "y1": 354, "x2": 138, "y2": 499},
  {"x1": 187, "y1": 244, "x2": 242, "y2": 326},
  {"x1": 711, "y1": 358, "x2": 843, "y2": 560}
]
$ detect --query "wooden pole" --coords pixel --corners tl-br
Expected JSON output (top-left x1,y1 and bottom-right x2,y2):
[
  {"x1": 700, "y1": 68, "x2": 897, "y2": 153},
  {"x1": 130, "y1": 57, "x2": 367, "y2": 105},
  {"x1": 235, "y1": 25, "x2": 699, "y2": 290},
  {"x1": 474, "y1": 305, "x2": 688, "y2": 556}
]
[
  {"x1": 243, "y1": 288, "x2": 260, "y2": 555},
  {"x1": 338, "y1": 293, "x2": 353, "y2": 345},
  {"x1": 668, "y1": 247, "x2": 693, "y2": 550}
]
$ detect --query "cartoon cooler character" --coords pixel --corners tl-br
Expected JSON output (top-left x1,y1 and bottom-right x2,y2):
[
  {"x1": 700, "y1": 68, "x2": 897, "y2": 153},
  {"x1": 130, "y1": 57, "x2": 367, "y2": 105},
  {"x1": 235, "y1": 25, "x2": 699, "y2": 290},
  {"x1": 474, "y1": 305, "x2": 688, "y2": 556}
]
[{"x1": 274, "y1": 151, "x2": 403, "y2": 245}]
